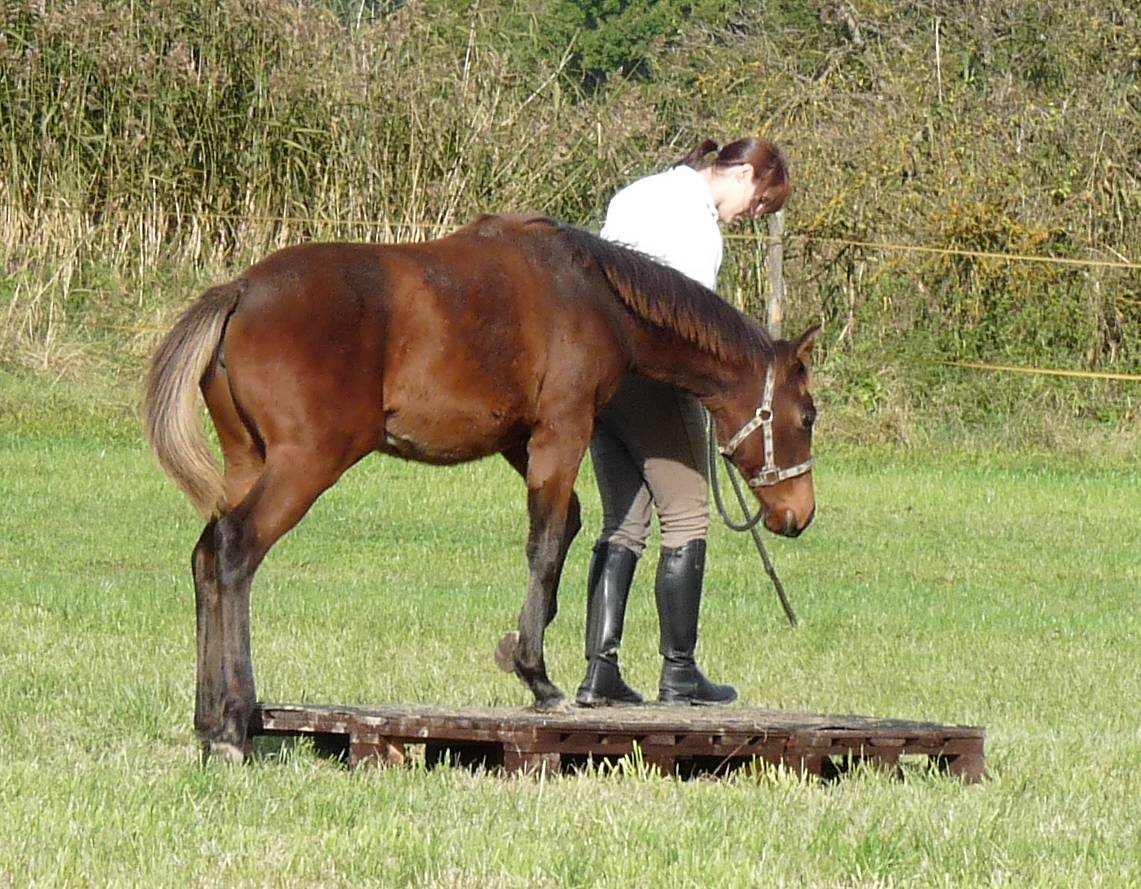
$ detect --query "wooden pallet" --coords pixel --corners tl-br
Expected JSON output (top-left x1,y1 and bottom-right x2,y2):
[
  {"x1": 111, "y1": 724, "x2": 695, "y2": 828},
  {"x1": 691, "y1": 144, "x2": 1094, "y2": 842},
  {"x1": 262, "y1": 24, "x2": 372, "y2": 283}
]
[{"x1": 251, "y1": 702, "x2": 986, "y2": 782}]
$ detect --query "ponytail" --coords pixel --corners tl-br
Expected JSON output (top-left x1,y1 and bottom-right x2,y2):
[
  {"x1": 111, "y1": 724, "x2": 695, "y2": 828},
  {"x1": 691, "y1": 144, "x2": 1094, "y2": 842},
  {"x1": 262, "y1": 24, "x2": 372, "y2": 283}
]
[
  {"x1": 671, "y1": 136, "x2": 792, "y2": 215},
  {"x1": 674, "y1": 139, "x2": 719, "y2": 169}
]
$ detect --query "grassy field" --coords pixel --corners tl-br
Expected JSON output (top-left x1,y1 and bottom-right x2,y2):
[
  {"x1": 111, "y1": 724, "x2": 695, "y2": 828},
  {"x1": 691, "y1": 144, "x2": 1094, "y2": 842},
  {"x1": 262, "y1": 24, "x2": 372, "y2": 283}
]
[{"x1": 1, "y1": 369, "x2": 1138, "y2": 888}]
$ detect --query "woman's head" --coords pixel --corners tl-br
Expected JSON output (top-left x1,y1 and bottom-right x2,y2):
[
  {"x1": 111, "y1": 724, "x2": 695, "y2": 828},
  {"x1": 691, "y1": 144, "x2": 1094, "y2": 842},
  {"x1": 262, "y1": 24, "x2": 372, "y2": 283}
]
[{"x1": 677, "y1": 138, "x2": 791, "y2": 224}]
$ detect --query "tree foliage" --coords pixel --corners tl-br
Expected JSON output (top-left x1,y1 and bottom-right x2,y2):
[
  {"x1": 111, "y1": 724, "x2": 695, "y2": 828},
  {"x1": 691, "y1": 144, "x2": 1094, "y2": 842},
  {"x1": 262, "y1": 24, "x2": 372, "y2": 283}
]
[{"x1": 536, "y1": 0, "x2": 739, "y2": 86}]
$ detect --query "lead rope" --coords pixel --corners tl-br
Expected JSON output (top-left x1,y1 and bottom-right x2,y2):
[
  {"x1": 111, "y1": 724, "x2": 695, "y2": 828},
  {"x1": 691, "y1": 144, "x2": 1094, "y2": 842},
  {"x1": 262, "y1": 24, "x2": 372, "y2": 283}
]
[
  {"x1": 707, "y1": 416, "x2": 800, "y2": 627},
  {"x1": 708, "y1": 415, "x2": 765, "y2": 533}
]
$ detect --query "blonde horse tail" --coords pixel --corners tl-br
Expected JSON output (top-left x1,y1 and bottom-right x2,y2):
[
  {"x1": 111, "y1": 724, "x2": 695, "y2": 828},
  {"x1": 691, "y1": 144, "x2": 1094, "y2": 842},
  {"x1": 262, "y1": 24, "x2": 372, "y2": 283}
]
[{"x1": 142, "y1": 284, "x2": 242, "y2": 519}]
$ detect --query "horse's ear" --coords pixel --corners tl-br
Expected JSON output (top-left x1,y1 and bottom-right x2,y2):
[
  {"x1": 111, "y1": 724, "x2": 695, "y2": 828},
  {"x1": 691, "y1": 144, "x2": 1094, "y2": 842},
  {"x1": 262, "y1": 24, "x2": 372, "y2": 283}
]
[{"x1": 794, "y1": 325, "x2": 821, "y2": 367}]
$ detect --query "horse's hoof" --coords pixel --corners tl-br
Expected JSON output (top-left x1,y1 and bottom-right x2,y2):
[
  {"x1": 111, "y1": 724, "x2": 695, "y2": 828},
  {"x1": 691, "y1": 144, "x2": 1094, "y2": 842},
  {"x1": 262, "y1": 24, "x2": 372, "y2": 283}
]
[
  {"x1": 533, "y1": 693, "x2": 569, "y2": 713},
  {"x1": 494, "y1": 631, "x2": 519, "y2": 673},
  {"x1": 207, "y1": 740, "x2": 248, "y2": 764}
]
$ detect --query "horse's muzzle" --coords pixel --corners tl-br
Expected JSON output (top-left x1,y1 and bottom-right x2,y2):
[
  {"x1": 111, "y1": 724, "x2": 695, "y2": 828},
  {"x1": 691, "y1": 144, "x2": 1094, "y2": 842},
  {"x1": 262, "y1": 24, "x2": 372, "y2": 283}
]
[{"x1": 771, "y1": 506, "x2": 814, "y2": 538}]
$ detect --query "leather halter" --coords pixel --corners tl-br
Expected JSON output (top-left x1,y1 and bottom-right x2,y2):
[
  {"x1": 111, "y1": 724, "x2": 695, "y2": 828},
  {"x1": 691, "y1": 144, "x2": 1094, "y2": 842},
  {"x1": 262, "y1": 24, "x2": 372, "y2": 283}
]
[{"x1": 717, "y1": 363, "x2": 814, "y2": 488}]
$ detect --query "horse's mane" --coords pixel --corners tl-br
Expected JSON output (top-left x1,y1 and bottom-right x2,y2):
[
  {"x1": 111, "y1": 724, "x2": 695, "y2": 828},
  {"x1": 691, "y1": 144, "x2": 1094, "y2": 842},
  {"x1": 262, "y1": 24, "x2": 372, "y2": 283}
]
[{"x1": 529, "y1": 217, "x2": 774, "y2": 365}]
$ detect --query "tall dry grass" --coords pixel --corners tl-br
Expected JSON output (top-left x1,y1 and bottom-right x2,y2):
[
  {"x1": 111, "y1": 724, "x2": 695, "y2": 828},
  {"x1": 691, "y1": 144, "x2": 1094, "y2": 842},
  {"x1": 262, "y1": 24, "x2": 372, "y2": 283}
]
[
  {"x1": 0, "y1": 0, "x2": 653, "y2": 363},
  {"x1": 1, "y1": 0, "x2": 1137, "y2": 443}
]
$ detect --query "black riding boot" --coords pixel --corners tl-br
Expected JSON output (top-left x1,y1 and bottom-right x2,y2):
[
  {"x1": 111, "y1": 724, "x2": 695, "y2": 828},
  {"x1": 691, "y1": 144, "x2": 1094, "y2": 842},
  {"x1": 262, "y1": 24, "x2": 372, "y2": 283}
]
[
  {"x1": 575, "y1": 542, "x2": 644, "y2": 707},
  {"x1": 655, "y1": 539, "x2": 738, "y2": 705}
]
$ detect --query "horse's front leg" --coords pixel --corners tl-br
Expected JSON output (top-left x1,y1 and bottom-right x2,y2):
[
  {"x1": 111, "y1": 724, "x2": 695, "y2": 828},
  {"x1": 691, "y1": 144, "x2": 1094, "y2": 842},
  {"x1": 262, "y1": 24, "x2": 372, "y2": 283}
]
[{"x1": 499, "y1": 427, "x2": 587, "y2": 710}]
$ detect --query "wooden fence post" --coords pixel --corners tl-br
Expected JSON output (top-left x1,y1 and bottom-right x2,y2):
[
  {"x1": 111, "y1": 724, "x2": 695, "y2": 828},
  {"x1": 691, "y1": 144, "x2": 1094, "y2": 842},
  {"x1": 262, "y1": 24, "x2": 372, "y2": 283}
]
[{"x1": 766, "y1": 210, "x2": 785, "y2": 338}]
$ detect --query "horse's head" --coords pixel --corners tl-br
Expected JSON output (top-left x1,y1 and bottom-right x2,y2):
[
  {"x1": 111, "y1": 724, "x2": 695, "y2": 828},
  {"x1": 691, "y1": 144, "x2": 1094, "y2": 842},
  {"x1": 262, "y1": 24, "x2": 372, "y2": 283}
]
[{"x1": 716, "y1": 325, "x2": 820, "y2": 537}]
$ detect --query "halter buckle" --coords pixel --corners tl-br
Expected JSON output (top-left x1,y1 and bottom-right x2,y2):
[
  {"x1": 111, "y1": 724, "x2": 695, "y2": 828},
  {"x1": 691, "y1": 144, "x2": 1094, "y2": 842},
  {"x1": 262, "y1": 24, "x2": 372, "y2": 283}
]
[{"x1": 748, "y1": 467, "x2": 783, "y2": 488}]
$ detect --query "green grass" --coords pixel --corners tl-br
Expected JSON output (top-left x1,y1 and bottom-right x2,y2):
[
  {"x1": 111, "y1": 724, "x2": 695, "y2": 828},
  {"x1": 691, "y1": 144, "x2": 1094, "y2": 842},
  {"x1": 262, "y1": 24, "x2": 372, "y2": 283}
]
[{"x1": 1, "y1": 372, "x2": 1138, "y2": 888}]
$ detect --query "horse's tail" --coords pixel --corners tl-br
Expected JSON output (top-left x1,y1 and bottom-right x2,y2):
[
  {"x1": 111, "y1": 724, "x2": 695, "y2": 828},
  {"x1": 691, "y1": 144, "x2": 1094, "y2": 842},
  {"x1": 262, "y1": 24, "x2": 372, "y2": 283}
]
[{"x1": 142, "y1": 283, "x2": 242, "y2": 519}]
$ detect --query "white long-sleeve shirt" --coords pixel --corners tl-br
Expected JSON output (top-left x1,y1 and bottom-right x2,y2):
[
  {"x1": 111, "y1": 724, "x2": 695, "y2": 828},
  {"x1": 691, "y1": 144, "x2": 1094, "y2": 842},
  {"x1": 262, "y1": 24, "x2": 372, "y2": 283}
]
[{"x1": 599, "y1": 164, "x2": 723, "y2": 291}]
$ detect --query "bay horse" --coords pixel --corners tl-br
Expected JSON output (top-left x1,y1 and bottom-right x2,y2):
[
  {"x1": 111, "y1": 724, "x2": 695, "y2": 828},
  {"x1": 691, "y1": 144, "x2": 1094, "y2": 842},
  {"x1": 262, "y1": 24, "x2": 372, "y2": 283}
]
[{"x1": 143, "y1": 213, "x2": 819, "y2": 762}]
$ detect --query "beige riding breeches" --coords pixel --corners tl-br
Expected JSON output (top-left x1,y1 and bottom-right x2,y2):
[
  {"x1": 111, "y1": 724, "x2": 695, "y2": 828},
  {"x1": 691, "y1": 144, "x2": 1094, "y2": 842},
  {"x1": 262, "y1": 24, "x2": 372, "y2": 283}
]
[{"x1": 590, "y1": 374, "x2": 710, "y2": 556}]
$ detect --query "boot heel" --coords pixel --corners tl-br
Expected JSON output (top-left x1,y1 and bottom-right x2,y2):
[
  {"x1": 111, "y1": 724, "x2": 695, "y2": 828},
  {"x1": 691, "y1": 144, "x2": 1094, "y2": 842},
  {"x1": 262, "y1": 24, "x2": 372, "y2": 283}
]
[{"x1": 576, "y1": 658, "x2": 644, "y2": 707}]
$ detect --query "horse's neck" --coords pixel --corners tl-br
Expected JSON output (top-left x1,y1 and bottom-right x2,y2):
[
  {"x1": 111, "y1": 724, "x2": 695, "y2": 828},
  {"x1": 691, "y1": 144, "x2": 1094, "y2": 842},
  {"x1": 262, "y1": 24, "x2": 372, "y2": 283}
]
[{"x1": 624, "y1": 323, "x2": 750, "y2": 402}]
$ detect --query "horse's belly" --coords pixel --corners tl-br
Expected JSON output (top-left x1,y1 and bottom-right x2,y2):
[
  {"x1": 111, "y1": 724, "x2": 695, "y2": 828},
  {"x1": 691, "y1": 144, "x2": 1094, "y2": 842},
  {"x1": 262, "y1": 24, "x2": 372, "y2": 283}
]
[{"x1": 380, "y1": 403, "x2": 526, "y2": 465}]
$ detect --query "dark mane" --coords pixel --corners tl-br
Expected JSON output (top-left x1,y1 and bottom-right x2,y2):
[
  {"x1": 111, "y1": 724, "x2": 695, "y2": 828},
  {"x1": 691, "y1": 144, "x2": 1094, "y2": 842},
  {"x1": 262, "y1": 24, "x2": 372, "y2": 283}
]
[{"x1": 536, "y1": 218, "x2": 774, "y2": 365}]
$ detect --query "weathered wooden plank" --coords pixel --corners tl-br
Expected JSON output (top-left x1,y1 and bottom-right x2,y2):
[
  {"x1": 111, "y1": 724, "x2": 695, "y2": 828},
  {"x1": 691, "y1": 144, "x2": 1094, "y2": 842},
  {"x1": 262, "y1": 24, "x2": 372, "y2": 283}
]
[
  {"x1": 250, "y1": 702, "x2": 985, "y2": 783},
  {"x1": 942, "y1": 752, "x2": 987, "y2": 783},
  {"x1": 348, "y1": 735, "x2": 406, "y2": 768},
  {"x1": 259, "y1": 703, "x2": 980, "y2": 735},
  {"x1": 503, "y1": 748, "x2": 560, "y2": 775}
]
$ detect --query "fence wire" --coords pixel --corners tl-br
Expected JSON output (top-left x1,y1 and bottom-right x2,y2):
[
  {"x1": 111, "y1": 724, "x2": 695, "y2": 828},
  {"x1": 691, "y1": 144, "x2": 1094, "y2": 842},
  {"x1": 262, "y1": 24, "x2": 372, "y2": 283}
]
[
  {"x1": 4, "y1": 203, "x2": 1138, "y2": 383},
  {"x1": 5, "y1": 202, "x2": 1139, "y2": 271}
]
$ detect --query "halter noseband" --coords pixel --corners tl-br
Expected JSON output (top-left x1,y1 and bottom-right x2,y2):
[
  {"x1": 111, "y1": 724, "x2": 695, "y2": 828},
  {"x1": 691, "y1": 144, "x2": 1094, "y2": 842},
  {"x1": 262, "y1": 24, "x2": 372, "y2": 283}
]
[{"x1": 717, "y1": 363, "x2": 814, "y2": 488}]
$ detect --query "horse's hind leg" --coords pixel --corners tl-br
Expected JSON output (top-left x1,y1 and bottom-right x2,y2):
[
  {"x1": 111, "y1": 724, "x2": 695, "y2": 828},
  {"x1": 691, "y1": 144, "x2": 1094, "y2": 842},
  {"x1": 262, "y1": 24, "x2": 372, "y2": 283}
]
[
  {"x1": 206, "y1": 449, "x2": 349, "y2": 761},
  {"x1": 192, "y1": 369, "x2": 264, "y2": 758},
  {"x1": 192, "y1": 520, "x2": 225, "y2": 755}
]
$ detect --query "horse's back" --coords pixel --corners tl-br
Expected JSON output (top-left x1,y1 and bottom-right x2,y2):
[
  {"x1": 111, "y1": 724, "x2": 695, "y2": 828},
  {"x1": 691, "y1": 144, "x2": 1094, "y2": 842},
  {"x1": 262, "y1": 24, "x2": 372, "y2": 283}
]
[{"x1": 212, "y1": 223, "x2": 622, "y2": 464}]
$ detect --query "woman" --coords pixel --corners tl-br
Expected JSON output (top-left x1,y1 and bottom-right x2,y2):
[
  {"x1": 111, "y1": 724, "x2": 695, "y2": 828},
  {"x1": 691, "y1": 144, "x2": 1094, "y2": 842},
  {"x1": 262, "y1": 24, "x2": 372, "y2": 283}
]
[{"x1": 576, "y1": 137, "x2": 791, "y2": 707}]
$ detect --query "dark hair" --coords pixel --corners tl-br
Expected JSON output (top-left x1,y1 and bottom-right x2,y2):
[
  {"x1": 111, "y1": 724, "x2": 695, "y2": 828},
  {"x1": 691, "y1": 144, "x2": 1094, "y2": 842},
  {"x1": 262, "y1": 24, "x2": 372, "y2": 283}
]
[{"x1": 675, "y1": 137, "x2": 791, "y2": 216}]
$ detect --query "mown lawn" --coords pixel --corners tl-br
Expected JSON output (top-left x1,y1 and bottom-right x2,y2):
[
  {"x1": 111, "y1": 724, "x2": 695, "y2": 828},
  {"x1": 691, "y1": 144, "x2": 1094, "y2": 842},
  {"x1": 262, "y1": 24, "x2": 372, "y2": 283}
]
[{"x1": 1, "y1": 372, "x2": 1138, "y2": 888}]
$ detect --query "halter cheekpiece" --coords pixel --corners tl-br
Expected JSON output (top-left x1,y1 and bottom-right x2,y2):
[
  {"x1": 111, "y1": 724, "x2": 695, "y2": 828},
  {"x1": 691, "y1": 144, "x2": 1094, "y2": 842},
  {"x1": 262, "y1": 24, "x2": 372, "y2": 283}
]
[{"x1": 717, "y1": 363, "x2": 814, "y2": 488}]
